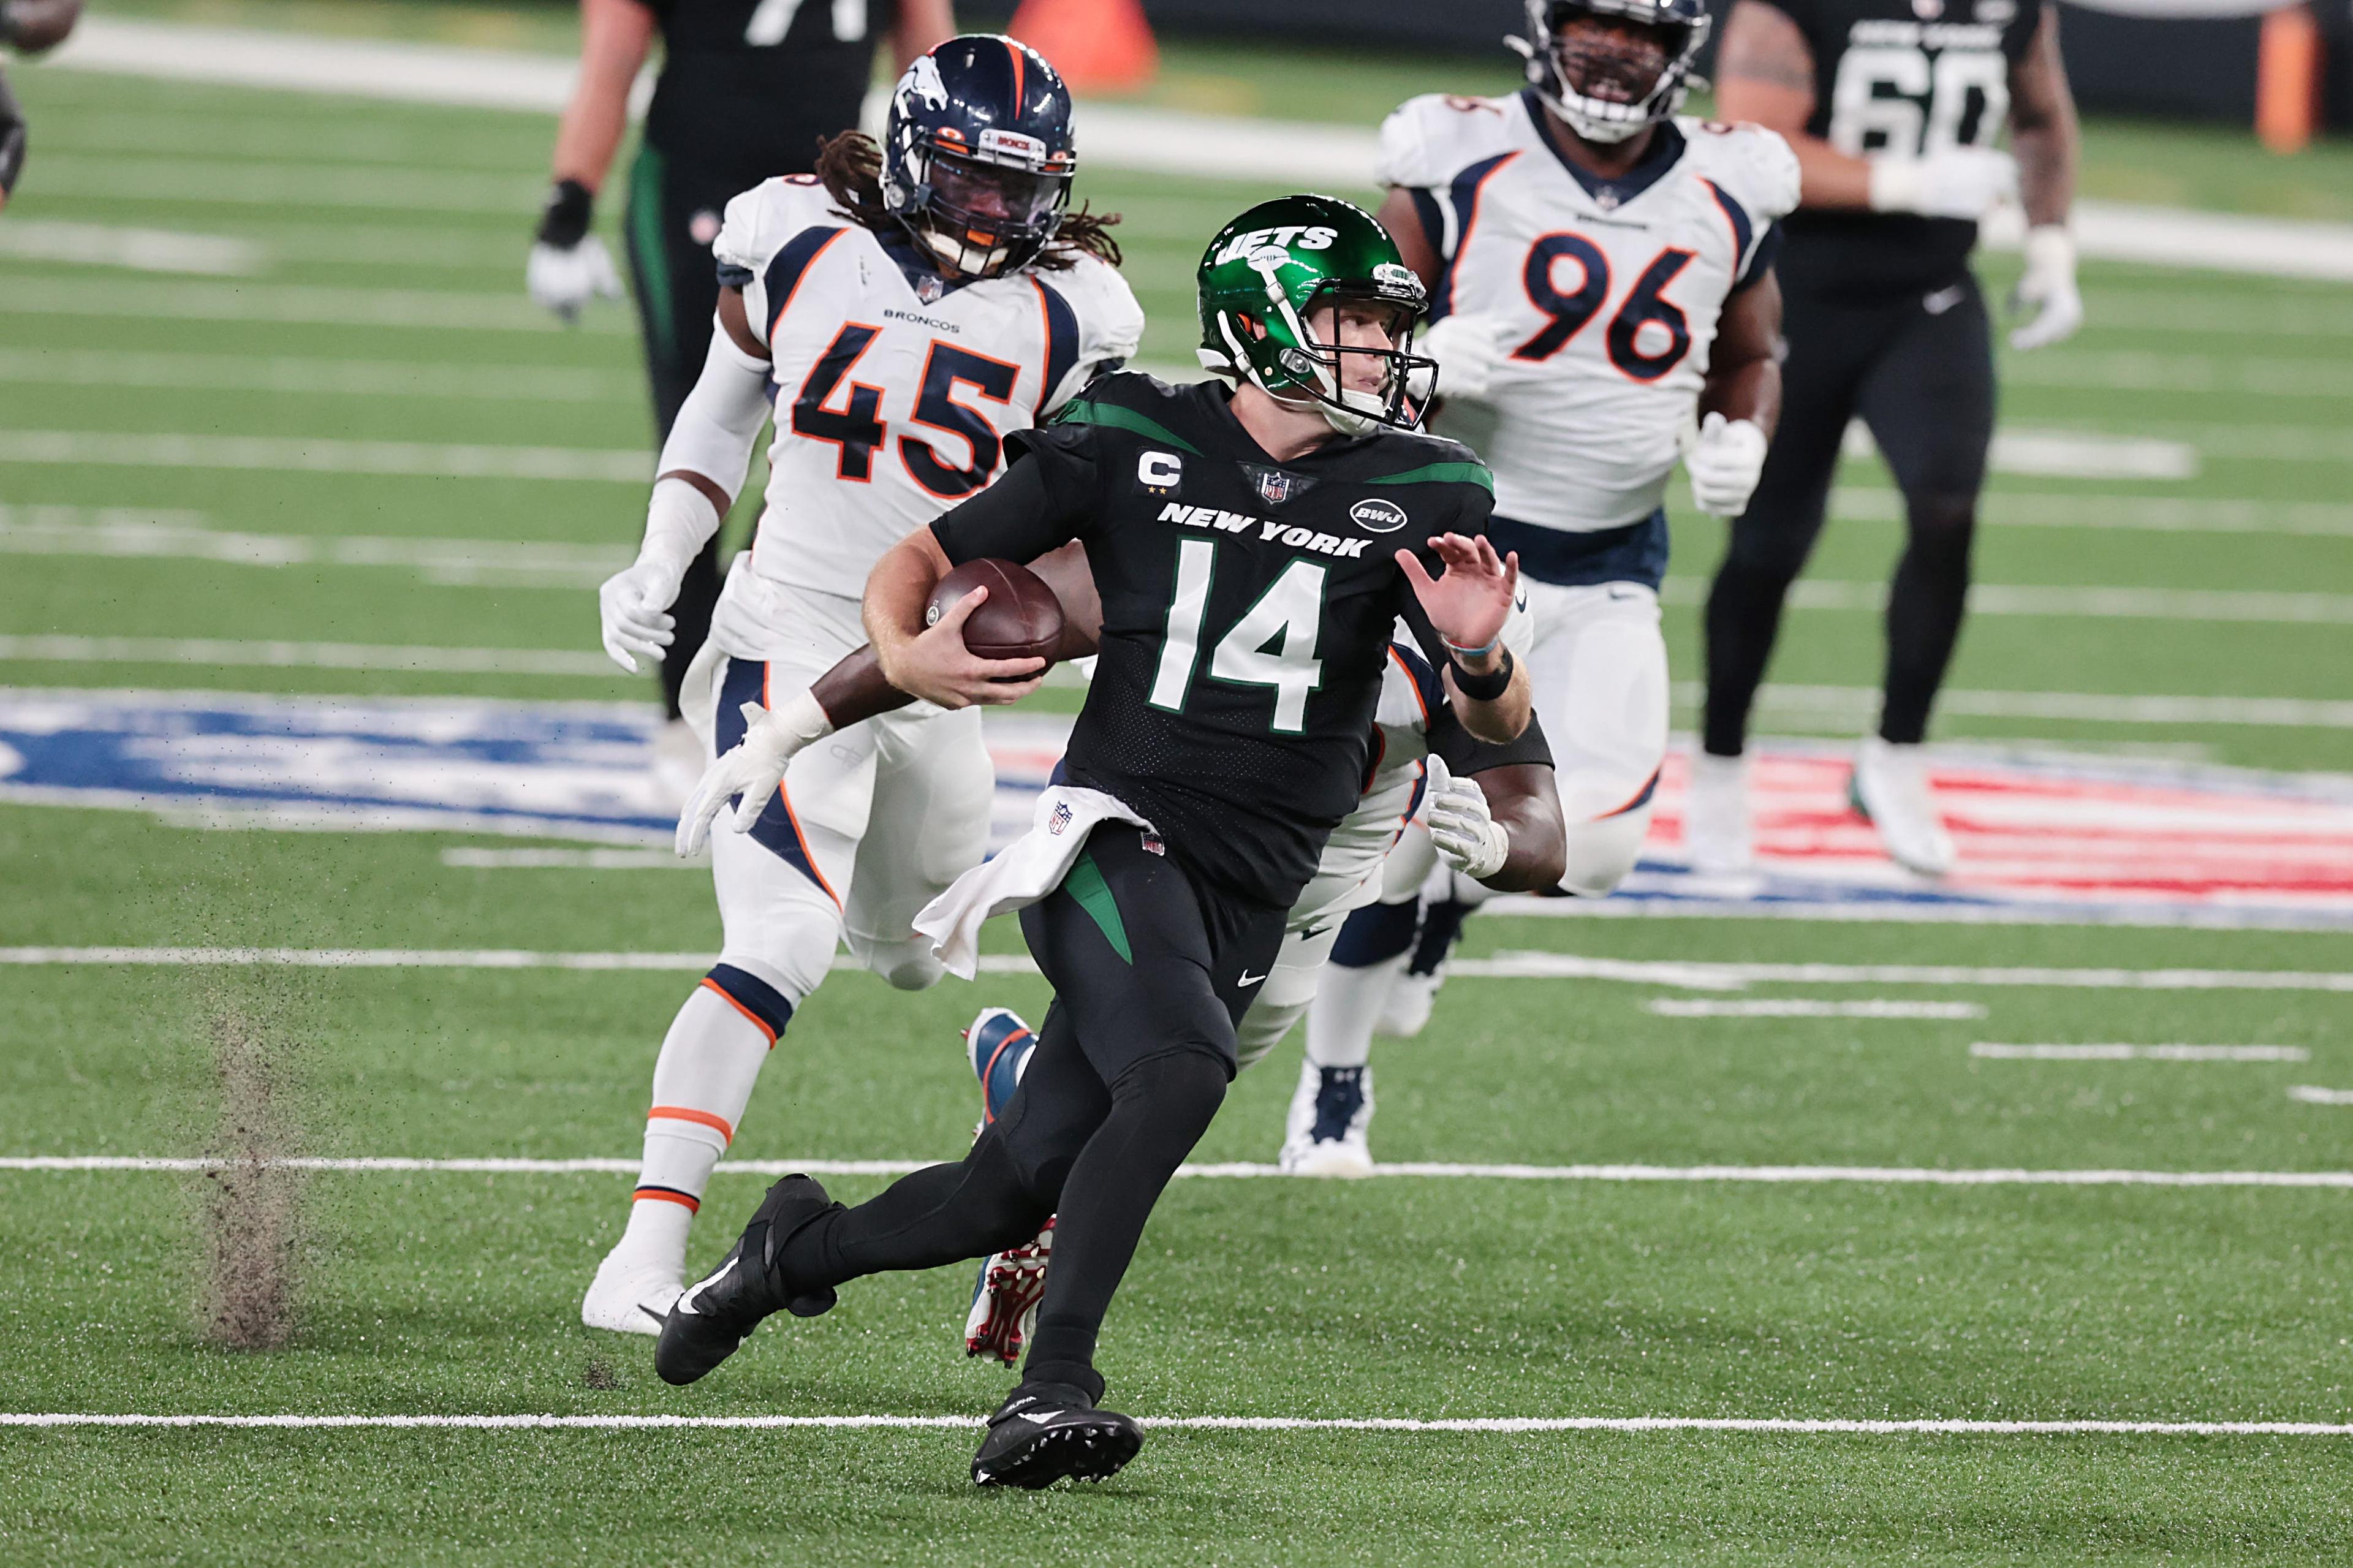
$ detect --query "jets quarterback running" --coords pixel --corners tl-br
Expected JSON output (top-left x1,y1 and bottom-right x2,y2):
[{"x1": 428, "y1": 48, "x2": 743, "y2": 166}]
[
  {"x1": 1334, "y1": 0, "x2": 1800, "y2": 1045},
  {"x1": 654, "y1": 195, "x2": 1530, "y2": 1490},
  {"x1": 582, "y1": 36, "x2": 1143, "y2": 1335}
]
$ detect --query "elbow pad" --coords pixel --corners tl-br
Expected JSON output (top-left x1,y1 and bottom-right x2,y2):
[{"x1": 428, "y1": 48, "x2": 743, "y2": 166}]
[{"x1": 655, "y1": 321, "x2": 776, "y2": 496}]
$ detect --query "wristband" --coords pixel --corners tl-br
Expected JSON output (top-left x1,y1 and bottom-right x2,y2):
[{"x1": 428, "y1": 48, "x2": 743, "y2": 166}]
[
  {"x1": 1448, "y1": 646, "x2": 1514, "y2": 703},
  {"x1": 536, "y1": 178, "x2": 595, "y2": 249},
  {"x1": 1442, "y1": 632, "x2": 1501, "y2": 660}
]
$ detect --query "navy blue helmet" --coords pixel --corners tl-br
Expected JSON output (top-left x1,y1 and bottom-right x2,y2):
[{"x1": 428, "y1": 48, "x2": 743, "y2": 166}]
[
  {"x1": 882, "y1": 35, "x2": 1078, "y2": 280},
  {"x1": 1509, "y1": 0, "x2": 1711, "y2": 145}
]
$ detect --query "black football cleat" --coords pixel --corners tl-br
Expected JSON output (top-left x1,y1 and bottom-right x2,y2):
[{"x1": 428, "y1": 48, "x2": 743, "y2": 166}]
[
  {"x1": 653, "y1": 1173, "x2": 840, "y2": 1386},
  {"x1": 970, "y1": 1381, "x2": 1143, "y2": 1489}
]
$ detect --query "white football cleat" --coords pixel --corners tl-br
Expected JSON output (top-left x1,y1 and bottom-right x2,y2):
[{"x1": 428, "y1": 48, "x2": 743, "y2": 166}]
[
  {"x1": 1683, "y1": 750, "x2": 1754, "y2": 874},
  {"x1": 1279, "y1": 1061, "x2": 1374, "y2": 1177},
  {"x1": 1850, "y1": 737, "x2": 1956, "y2": 877},
  {"x1": 581, "y1": 1245, "x2": 686, "y2": 1336},
  {"x1": 650, "y1": 718, "x2": 705, "y2": 816},
  {"x1": 1377, "y1": 968, "x2": 1441, "y2": 1038},
  {"x1": 963, "y1": 1218, "x2": 1054, "y2": 1366}
]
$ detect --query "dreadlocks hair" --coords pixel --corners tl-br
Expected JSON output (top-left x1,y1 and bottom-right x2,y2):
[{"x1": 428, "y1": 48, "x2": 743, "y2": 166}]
[{"x1": 813, "y1": 131, "x2": 1123, "y2": 272}]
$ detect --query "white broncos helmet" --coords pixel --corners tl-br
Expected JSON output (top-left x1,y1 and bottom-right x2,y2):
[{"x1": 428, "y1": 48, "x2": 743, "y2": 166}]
[{"x1": 1508, "y1": 0, "x2": 1713, "y2": 145}]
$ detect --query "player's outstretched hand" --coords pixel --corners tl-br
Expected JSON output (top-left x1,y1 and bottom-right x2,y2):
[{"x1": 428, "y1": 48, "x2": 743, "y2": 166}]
[
  {"x1": 1422, "y1": 756, "x2": 1510, "y2": 881},
  {"x1": 1396, "y1": 534, "x2": 1519, "y2": 657},
  {"x1": 2009, "y1": 224, "x2": 2083, "y2": 352},
  {"x1": 1686, "y1": 412, "x2": 1770, "y2": 519},
  {"x1": 1868, "y1": 146, "x2": 2016, "y2": 222},
  {"x1": 528, "y1": 234, "x2": 624, "y2": 324},
  {"x1": 676, "y1": 700, "x2": 823, "y2": 857},
  {"x1": 598, "y1": 559, "x2": 681, "y2": 673},
  {"x1": 879, "y1": 586, "x2": 1048, "y2": 710}
]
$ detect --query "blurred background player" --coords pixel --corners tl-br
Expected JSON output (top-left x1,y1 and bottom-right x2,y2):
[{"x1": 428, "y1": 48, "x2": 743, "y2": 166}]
[
  {"x1": 532, "y1": 0, "x2": 955, "y2": 798},
  {"x1": 579, "y1": 37, "x2": 1141, "y2": 1335},
  {"x1": 1360, "y1": 0, "x2": 1796, "y2": 1031},
  {"x1": 1693, "y1": 0, "x2": 2082, "y2": 876},
  {"x1": 0, "y1": 0, "x2": 83, "y2": 213}
]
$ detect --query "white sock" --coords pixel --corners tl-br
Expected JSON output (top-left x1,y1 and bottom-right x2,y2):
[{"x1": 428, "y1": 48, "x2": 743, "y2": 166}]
[
  {"x1": 618, "y1": 979, "x2": 784, "y2": 1260},
  {"x1": 1305, "y1": 952, "x2": 1404, "y2": 1070}
]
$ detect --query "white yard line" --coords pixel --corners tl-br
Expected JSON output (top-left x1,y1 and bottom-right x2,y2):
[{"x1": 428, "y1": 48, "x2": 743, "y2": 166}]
[
  {"x1": 0, "y1": 349, "x2": 637, "y2": 403},
  {"x1": 1972, "y1": 1043, "x2": 2310, "y2": 1062},
  {"x1": 5, "y1": 946, "x2": 2352, "y2": 996},
  {"x1": 3, "y1": 1410, "x2": 2348, "y2": 1436},
  {"x1": 0, "y1": 638, "x2": 617, "y2": 676},
  {"x1": 1670, "y1": 682, "x2": 2353, "y2": 732},
  {"x1": 1650, "y1": 999, "x2": 1988, "y2": 1020},
  {"x1": 0, "y1": 432, "x2": 648, "y2": 481},
  {"x1": 0, "y1": 517, "x2": 626, "y2": 585},
  {"x1": 1657, "y1": 578, "x2": 2353, "y2": 626},
  {"x1": 26, "y1": 153, "x2": 537, "y2": 214},
  {"x1": 4, "y1": 1154, "x2": 2351, "y2": 1189},
  {"x1": 1832, "y1": 490, "x2": 2353, "y2": 539},
  {"x1": 45, "y1": 19, "x2": 2353, "y2": 285},
  {"x1": 2289, "y1": 1086, "x2": 2353, "y2": 1106},
  {"x1": 0, "y1": 277, "x2": 624, "y2": 333},
  {"x1": 441, "y1": 848, "x2": 694, "y2": 870},
  {"x1": 0, "y1": 219, "x2": 265, "y2": 275},
  {"x1": 2004, "y1": 349, "x2": 2353, "y2": 400}
]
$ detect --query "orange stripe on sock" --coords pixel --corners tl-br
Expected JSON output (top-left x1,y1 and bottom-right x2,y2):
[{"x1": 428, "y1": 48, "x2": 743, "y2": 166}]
[
  {"x1": 632, "y1": 1187, "x2": 699, "y2": 1212},
  {"x1": 699, "y1": 977, "x2": 780, "y2": 1047},
  {"x1": 646, "y1": 1104, "x2": 735, "y2": 1143},
  {"x1": 977, "y1": 1027, "x2": 1031, "y2": 1125}
]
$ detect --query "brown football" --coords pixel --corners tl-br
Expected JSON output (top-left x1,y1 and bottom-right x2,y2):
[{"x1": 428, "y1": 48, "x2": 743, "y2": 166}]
[{"x1": 925, "y1": 557, "x2": 1064, "y2": 667}]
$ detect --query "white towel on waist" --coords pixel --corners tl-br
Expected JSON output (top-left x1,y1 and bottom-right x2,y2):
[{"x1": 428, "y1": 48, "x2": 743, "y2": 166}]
[{"x1": 914, "y1": 785, "x2": 1154, "y2": 979}]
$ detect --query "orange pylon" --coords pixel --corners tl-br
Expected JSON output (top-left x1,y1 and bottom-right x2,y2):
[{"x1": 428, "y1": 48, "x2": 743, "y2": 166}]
[
  {"x1": 2256, "y1": 4, "x2": 2323, "y2": 154},
  {"x1": 1009, "y1": 0, "x2": 1160, "y2": 95}
]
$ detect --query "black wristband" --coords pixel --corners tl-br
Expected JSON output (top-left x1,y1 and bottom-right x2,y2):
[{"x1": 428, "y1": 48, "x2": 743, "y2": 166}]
[
  {"x1": 1449, "y1": 646, "x2": 1514, "y2": 703},
  {"x1": 536, "y1": 178, "x2": 595, "y2": 249}
]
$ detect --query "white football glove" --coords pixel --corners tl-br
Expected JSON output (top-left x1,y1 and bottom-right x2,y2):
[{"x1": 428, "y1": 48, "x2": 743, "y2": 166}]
[
  {"x1": 597, "y1": 558, "x2": 682, "y2": 674},
  {"x1": 1868, "y1": 147, "x2": 2018, "y2": 223},
  {"x1": 1422, "y1": 756, "x2": 1510, "y2": 882},
  {"x1": 2008, "y1": 224, "x2": 2083, "y2": 352},
  {"x1": 1410, "y1": 314, "x2": 1509, "y2": 405},
  {"x1": 675, "y1": 691, "x2": 834, "y2": 858},
  {"x1": 527, "y1": 235, "x2": 623, "y2": 324},
  {"x1": 1685, "y1": 412, "x2": 1770, "y2": 520}
]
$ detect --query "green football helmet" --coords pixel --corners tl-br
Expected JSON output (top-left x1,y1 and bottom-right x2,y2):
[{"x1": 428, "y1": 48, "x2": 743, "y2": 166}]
[{"x1": 1195, "y1": 194, "x2": 1434, "y2": 437}]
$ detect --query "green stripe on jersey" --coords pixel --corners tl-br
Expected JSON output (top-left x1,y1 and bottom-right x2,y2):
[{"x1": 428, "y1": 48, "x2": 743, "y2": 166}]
[
  {"x1": 1063, "y1": 849, "x2": 1134, "y2": 964},
  {"x1": 1366, "y1": 461, "x2": 1494, "y2": 493},
  {"x1": 1054, "y1": 401, "x2": 1202, "y2": 455},
  {"x1": 627, "y1": 143, "x2": 674, "y2": 365}
]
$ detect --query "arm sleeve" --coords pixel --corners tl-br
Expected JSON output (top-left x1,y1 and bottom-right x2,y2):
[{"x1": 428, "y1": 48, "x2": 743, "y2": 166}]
[
  {"x1": 1432, "y1": 704, "x2": 1553, "y2": 775},
  {"x1": 930, "y1": 423, "x2": 1099, "y2": 566},
  {"x1": 653, "y1": 324, "x2": 775, "y2": 495},
  {"x1": 0, "y1": 69, "x2": 26, "y2": 197}
]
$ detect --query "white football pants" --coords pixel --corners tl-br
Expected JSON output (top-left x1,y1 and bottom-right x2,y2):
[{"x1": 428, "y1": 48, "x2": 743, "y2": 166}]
[{"x1": 1520, "y1": 577, "x2": 1668, "y2": 896}]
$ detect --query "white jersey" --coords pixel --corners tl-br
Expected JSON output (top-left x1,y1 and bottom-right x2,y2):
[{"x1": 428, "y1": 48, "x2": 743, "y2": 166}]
[
  {"x1": 707, "y1": 176, "x2": 1145, "y2": 644},
  {"x1": 1377, "y1": 95, "x2": 1799, "y2": 534}
]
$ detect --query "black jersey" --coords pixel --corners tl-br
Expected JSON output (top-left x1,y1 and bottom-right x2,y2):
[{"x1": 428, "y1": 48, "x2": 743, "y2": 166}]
[
  {"x1": 1768, "y1": 0, "x2": 2042, "y2": 297},
  {"x1": 638, "y1": 0, "x2": 895, "y2": 187},
  {"x1": 931, "y1": 374, "x2": 1498, "y2": 911}
]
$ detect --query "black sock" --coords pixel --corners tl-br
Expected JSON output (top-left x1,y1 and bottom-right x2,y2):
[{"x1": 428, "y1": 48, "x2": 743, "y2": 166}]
[
  {"x1": 1406, "y1": 898, "x2": 1471, "y2": 979},
  {"x1": 1020, "y1": 1050, "x2": 1228, "y2": 1395},
  {"x1": 780, "y1": 1130, "x2": 1048, "y2": 1291},
  {"x1": 1881, "y1": 499, "x2": 1975, "y2": 745}
]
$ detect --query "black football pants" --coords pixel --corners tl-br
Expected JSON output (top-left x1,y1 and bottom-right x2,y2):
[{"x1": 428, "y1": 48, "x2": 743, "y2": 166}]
[
  {"x1": 781, "y1": 826, "x2": 1288, "y2": 1398},
  {"x1": 623, "y1": 142, "x2": 737, "y2": 721},
  {"x1": 1702, "y1": 271, "x2": 1997, "y2": 754}
]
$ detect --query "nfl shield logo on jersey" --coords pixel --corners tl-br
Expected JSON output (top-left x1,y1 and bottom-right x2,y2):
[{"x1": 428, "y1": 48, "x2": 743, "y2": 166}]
[
  {"x1": 912, "y1": 272, "x2": 948, "y2": 305},
  {"x1": 1246, "y1": 466, "x2": 1306, "y2": 506},
  {"x1": 1048, "y1": 802, "x2": 1073, "y2": 836}
]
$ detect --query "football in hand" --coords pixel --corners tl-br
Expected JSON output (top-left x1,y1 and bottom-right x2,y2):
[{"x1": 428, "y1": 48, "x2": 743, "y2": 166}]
[{"x1": 925, "y1": 558, "x2": 1064, "y2": 668}]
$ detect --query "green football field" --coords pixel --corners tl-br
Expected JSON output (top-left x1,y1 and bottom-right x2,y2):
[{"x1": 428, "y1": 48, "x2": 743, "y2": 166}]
[{"x1": 4, "y1": 18, "x2": 2353, "y2": 1563}]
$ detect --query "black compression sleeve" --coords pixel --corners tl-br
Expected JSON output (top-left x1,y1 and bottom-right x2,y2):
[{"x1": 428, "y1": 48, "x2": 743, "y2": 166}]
[
  {"x1": 0, "y1": 69, "x2": 25, "y2": 198},
  {"x1": 929, "y1": 427, "x2": 1097, "y2": 566},
  {"x1": 1433, "y1": 703, "x2": 1553, "y2": 774}
]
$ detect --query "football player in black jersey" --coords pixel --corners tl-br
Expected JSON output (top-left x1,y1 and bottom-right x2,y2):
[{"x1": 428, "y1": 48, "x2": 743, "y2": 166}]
[
  {"x1": 0, "y1": 0, "x2": 83, "y2": 213},
  {"x1": 1691, "y1": 0, "x2": 2080, "y2": 876},
  {"x1": 653, "y1": 196, "x2": 1530, "y2": 1488},
  {"x1": 531, "y1": 0, "x2": 953, "y2": 779}
]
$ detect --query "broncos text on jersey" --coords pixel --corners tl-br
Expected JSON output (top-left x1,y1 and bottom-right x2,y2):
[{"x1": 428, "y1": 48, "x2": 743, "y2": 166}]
[
  {"x1": 1377, "y1": 92, "x2": 1800, "y2": 536},
  {"x1": 709, "y1": 175, "x2": 1143, "y2": 621}
]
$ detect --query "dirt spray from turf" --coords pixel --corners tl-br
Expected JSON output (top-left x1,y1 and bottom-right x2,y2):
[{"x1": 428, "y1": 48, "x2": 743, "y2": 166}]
[{"x1": 192, "y1": 995, "x2": 309, "y2": 1350}]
